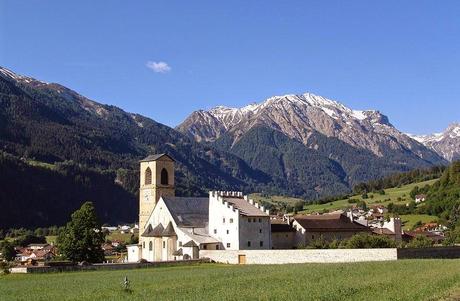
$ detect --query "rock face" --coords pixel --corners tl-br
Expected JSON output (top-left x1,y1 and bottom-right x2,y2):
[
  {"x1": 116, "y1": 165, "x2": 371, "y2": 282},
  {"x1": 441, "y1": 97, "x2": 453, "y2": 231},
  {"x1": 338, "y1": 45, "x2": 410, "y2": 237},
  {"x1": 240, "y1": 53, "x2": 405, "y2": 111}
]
[
  {"x1": 177, "y1": 93, "x2": 445, "y2": 163},
  {"x1": 409, "y1": 123, "x2": 460, "y2": 161}
]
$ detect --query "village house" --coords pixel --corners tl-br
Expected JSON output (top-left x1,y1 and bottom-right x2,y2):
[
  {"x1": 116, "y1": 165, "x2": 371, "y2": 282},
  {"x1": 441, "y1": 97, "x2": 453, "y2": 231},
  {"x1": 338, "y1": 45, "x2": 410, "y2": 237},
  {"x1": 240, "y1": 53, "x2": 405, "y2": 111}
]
[
  {"x1": 127, "y1": 154, "x2": 271, "y2": 262},
  {"x1": 270, "y1": 218, "x2": 296, "y2": 249},
  {"x1": 15, "y1": 244, "x2": 56, "y2": 262},
  {"x1": 371, "y1": 217, "x2": 403, "y2": 242},
  {"x1": 291, "y1": 213, "x2": 371, "y2": 247},
  {"x1": 415, "y1": 194, "x2": 427, "y2": 204}
]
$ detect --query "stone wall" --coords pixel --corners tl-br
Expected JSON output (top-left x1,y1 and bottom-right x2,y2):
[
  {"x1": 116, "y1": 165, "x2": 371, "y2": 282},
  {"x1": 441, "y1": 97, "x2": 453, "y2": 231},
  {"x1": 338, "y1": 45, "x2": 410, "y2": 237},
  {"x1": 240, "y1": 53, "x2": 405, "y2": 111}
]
[
  {"x1": 10, "y1": 259, "x2": 209, "y2": 274},
  {"x1": 200, "y1": 249, "x2": 398, "y2": 264},
  {"x1": 397, "y1": 247, "x2": 460, "y2": 259}
]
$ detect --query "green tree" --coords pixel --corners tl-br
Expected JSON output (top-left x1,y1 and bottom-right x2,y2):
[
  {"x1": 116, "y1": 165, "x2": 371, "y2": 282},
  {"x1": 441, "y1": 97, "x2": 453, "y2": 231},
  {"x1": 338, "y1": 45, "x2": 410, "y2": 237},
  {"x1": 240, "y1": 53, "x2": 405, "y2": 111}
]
[
  {"x1": 57, "y1": 202, "x2": 105, "y2": 263},
  {"x1": 344, "y1": 233, "x2": 396, "y2": 248},
  {"x1": 1, "y1": 241, "x2": 16, "y2": 261},
  {"x1": 407, "y1": 235, "x2": 433, "y2": 248}
]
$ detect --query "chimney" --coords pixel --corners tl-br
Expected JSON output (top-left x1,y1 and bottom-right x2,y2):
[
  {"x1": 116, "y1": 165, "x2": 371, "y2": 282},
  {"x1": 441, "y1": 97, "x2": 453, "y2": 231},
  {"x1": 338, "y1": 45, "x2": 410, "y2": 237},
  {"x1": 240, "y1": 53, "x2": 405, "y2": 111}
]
[{"x1": 393, "y1": 217, "x2": 402, "y2": 242}]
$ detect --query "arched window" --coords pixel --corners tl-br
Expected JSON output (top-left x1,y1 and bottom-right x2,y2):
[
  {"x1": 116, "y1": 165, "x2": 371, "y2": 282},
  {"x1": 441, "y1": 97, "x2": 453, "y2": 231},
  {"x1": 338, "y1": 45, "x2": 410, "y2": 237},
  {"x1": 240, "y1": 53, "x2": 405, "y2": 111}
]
[
  {"x1": 161, "y1": 168, "x2": 168, "y2": 185},
  {"x1": 145, "y1": 167, "x2": 152, "y2": 185},
  {"x1": 149, "y1": 241, "x2": 153, "y2": 251}
]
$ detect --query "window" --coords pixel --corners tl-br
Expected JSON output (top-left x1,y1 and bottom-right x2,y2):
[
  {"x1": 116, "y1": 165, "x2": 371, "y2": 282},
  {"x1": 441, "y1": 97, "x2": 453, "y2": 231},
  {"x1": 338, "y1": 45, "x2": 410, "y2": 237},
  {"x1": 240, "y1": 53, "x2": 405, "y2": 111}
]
[
  {"x1": 311, "y1": 235, "x2": 315, "y2": 240},
  {"x1": 144, "y1": 167, "x2": 152, "y2": 185},
  {"x1": 223, "y1": 217, "x2": 226, "y2": 223},
  {"x1": 247, "y1": 241, "x2": 251, "y2": 247},
  {"x1": 203, "y1": 244, "x2": 207, "y2": 250},
  {"x1": 149, "y1": 241, "x2": 152, "y2": 251},
  {"x1": 260, "y1": 241, "x2": 263, "y2": 247},
  {"x1": 163, "y1": 241, "x2": 166, "y2": 248},
  {"x1": 226, "y1": 230, "x2": 229, "y2": 234},
  {"x1": 214, "y1": 229, "x2": 217, "y2": 234},
  {"x1": 259, "y1": 229, "x2": 262, "y2": 233},
  {"x1": 143, "y1": 241, "x2": 145, "y2": 249},
  {"x1": 226, "y1": 243, "x2": 231, "y2": 248},
  {"x1": 179, "y1": 241, "x2": 182, "y2": 247},
  {"x1": 229, "y1": 218, "x2": 234, "y2": 223},
  {"x1": 216, "y1": 245, "x2": 219, "y2": 250},
  {"x1": 160, "y1": 168, "x2": 168, "y2": 185},
  {"x1": 248, "y1": 218, "x2": 251, "y2": 223},
  {"x1": 258, "y1": 218, "x2": 261, "y2": 223}
]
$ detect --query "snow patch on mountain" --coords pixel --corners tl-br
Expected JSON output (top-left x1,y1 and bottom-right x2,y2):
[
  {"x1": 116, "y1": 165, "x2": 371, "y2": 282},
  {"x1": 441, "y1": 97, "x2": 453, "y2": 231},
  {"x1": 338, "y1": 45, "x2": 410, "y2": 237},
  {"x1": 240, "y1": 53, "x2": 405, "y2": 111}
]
[
  {"x1": 0, "y1": 66, "x2": 48, "y2": 85},
  {"x1": 408, "y1": 123, "x2": 460, "y2": 161}
]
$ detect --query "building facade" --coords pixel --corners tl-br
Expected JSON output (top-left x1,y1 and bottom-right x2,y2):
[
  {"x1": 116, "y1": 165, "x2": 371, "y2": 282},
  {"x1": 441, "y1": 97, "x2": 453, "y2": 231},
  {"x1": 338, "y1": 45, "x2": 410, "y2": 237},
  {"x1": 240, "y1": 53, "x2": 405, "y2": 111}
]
[{"x1": 128, "y1": 154, "x2": 272, "y2": 263}]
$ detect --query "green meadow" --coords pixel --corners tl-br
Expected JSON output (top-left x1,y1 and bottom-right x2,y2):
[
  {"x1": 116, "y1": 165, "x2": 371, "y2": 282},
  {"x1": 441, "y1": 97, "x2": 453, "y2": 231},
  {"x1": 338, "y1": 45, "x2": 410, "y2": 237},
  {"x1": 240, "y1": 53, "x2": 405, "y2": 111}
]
[
  {"x1": 1, "y1": 260, "x2": 460, "y2": 301},
  {"x1": 301, "y1": 178, "x2": 439, "y2": 214}
]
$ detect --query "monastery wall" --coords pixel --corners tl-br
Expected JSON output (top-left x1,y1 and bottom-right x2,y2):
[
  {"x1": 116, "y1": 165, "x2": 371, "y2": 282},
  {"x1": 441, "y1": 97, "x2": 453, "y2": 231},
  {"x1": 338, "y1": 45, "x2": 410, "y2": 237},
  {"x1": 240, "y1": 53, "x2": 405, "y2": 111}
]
[{"x1": 200, "y1": 248, "x2": 398, "y2": 264}]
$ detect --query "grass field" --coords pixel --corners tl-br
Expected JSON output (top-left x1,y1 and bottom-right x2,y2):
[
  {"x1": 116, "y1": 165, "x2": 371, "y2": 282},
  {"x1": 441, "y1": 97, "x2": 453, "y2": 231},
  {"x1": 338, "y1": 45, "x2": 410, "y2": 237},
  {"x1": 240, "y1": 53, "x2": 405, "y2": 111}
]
[
  {"x1": 301, "y1": 178, "x2": 439, "y2": 214},
  {"x1": 249, "y1": 193, "x2": 304, "y2": 209},
  {"x1": 1, "y1": 260, "x2": 460, "y2": 300},
  {"x1": 400, "y1": 214, "x2": 439, "y2": 231}
]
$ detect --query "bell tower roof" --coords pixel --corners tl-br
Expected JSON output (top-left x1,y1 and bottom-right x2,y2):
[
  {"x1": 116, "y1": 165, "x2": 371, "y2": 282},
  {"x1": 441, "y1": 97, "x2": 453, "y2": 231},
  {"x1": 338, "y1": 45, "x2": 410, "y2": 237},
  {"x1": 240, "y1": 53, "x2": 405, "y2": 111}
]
[{"x1": 140, "y1": 153, "x2": 175, "y2": 162}]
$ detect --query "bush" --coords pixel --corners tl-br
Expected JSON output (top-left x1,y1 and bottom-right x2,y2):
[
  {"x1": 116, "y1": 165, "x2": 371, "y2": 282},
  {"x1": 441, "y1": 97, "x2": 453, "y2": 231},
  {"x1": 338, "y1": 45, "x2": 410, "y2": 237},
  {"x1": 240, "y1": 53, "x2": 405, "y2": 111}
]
[
  {"x1": 407, "y1": 235, "x2": 433, "y2": 248},
  {"x1": 307, "y1": 236, "x2": 329, "y2": 249},
  {"x1": 344, "y1": 233, "x2": 396, "y2": 249}
]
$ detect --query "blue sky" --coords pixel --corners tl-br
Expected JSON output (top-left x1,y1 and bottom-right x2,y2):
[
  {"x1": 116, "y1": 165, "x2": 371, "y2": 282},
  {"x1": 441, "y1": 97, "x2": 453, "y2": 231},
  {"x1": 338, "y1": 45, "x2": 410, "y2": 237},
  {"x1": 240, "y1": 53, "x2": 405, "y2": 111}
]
[{"x1": 1, "y1": 1, "x2": 459, "y2": 134}]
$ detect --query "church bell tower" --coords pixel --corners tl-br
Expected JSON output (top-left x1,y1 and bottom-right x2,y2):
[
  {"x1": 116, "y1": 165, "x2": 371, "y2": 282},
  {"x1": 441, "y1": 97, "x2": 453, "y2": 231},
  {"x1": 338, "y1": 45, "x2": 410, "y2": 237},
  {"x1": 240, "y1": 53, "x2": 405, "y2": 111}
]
[{"x1": 139, "y1": 154, "x2": 175, "y2": 231}]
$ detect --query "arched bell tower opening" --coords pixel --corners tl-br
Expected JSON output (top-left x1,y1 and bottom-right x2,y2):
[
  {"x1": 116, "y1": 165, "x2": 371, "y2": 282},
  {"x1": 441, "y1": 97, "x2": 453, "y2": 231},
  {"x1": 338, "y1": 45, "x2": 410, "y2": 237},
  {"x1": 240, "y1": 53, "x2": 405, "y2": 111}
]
[
  {"x1": 160, "y1": 168, "x2": 168, "y2": 185},
  {"x1": 145, "y1": 167, "x2": 152, "y2": 185},
  {"x1": 138, "y1": 154, "x2": 175, "y2": 232}
]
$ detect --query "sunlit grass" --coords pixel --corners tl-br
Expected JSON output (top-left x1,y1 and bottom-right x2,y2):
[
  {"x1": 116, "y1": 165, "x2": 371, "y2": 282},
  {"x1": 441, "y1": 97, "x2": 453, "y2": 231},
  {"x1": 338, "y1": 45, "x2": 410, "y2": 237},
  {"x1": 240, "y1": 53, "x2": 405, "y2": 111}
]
[{"x1": 1, "y1": 260, "x2": 460, "y2": 300}]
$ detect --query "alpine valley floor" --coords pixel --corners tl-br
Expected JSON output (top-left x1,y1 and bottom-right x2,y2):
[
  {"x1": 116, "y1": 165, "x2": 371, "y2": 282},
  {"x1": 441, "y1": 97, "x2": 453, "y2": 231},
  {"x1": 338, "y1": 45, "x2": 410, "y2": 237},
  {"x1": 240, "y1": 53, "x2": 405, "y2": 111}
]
[{"x1": 1, "y1": 260, "x2": 460, "y2": 301}]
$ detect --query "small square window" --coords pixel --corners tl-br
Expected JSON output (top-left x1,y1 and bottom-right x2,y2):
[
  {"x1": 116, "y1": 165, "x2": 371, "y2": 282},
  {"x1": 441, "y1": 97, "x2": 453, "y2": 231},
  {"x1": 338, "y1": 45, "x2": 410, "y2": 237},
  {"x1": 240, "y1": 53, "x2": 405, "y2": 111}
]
[
  {"x1": 230, "y1": 218, "x2": 234, "y2": 223},
  {"x1": 260, "y1": 241, "x2": 263, "y2": 247},
  {"x1": 226, "y1": 243, "x2": 231, "y2": 248},
  {"x1": 247, "y1": 241, "x2": 251, "y2": 247}
]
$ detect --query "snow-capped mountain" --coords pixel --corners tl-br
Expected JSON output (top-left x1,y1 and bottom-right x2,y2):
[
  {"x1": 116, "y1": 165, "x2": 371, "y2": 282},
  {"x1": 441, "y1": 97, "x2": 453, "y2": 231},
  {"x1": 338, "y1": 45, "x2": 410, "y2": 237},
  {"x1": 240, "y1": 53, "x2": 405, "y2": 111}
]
[
  {"x1": 409, "y1": 123, "x2": 460, "y2": 161},
  {"x1": 177, "y1": 92, "x2": 444, "y2": 162}
]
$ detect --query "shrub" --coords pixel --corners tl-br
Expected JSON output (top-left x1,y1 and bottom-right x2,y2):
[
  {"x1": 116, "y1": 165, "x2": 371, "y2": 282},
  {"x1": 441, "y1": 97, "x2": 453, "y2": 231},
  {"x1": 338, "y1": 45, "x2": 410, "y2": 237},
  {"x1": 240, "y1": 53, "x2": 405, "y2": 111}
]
[
  {"x1": 344, "y1": 233, "x2": 396, "y2": 249},
  {"x1": 407, "y1": 235, "x2": 433, "y2": 248}
]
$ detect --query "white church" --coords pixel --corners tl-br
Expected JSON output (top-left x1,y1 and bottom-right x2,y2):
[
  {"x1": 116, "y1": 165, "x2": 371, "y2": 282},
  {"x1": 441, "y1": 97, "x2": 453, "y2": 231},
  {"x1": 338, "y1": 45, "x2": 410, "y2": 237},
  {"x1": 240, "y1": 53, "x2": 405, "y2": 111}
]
[{"x1": 127, "y1": 154, "x2": 272, "y2": 262}]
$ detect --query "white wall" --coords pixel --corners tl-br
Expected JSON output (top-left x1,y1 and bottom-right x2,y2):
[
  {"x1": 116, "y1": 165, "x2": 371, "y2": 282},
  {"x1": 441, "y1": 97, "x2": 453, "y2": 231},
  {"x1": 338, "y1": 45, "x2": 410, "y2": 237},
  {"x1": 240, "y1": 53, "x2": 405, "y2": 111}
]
[
  {"x1": 208, "y1": 191, "x2": 271, "y2": 250},
  {"x1": 208, "y1": 192, "x2": 242, "y2": 250},
  {"x1": 200, "y1": 249, "x2": 398, "y2": 264},
  {"x1": 126, "y1": 245, "x2": 140, "y2": 263}
]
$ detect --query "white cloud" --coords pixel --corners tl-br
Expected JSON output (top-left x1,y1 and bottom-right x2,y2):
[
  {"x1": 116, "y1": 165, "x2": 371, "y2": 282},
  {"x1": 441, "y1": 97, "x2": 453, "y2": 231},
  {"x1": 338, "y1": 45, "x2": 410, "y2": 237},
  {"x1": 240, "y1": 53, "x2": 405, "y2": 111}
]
[{"x1": 146, "y1": 61, "x2": 171, "y2": 73}]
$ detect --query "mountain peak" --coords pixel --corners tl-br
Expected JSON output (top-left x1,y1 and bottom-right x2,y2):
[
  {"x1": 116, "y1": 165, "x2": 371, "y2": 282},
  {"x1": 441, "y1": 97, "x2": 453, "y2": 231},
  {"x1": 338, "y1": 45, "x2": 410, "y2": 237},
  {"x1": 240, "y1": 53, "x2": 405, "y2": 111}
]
[
  {"x1": 0, "y1": 66, "x2": 49, "y2": 85},
  {"x1": 177, "y1": 91, "x2": 445, "y2": 163},
  {"x1": 408, "y1": 123, "x2": 460, "y2": 161}
]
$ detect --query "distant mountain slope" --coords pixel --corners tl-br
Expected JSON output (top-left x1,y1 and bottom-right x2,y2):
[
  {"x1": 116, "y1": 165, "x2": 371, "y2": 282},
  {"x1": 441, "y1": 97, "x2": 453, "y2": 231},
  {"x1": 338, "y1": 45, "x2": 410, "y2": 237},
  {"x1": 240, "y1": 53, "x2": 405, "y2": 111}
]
[
  {"x1": 409, "y1": 123, "x2": 460, "y2": 162},
  {"x1": 0, "y1": 66, "x2": 275, "y2": 227},
  {"x1": 178, "y1": 93, "x2": 447, "y2": 197}
]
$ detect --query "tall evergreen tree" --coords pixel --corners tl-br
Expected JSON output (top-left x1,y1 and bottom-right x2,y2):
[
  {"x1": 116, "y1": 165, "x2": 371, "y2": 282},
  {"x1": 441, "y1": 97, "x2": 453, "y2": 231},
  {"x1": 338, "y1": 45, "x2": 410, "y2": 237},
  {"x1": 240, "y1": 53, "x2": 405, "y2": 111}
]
[{"x1": 57, "y1": 202, "x2": 105, "y2": 263}]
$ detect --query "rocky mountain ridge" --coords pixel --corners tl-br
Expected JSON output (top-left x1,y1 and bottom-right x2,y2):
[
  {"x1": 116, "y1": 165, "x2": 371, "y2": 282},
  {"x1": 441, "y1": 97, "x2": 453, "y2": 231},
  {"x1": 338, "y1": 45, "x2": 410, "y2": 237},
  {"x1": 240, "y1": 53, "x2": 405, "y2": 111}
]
[
  {"x1": 177, "y1": 93, "x2": 444, "y2": 162},
  {"x1": 409, "y1": 123, "x2": 460, "y2": 161}
]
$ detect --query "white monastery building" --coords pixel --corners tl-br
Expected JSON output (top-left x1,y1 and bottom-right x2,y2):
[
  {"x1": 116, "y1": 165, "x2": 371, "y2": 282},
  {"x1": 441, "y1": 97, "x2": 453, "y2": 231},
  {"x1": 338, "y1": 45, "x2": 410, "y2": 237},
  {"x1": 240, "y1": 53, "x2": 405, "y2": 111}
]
[{"x1": 127, "y1": 154, "x2": 271, "y2": 262}]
